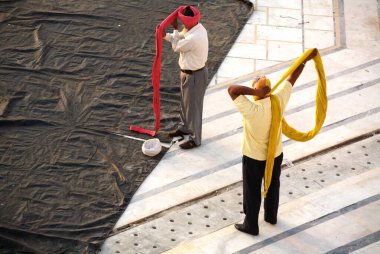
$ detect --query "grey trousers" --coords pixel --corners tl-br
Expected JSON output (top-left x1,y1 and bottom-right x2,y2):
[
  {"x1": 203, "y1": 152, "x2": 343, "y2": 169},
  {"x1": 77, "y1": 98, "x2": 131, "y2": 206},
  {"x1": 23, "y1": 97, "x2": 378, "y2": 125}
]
[{"x1": 178, "y1": 67, "x2": 208, "y2": 146}]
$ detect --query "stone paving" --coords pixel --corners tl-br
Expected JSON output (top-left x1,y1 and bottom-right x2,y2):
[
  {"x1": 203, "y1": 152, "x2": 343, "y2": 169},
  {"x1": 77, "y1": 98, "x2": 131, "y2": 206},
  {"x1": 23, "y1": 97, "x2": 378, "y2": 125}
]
[
  {"x1": 103, "y1": 135, "x2": 379, "y2": 253},
  {"x1": 100, "y1": 0, "x2": 380, "y2": 253},
  {"x1": 211, "y1": 0, "x2": 336, "y2": 86}
]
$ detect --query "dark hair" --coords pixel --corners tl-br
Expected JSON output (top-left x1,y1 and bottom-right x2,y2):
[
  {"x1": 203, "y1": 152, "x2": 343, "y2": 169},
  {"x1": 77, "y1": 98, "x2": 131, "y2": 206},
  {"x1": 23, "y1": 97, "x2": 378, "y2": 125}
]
[{"x1": 182, "y1": 6, "x2": 194, "y2": 17}]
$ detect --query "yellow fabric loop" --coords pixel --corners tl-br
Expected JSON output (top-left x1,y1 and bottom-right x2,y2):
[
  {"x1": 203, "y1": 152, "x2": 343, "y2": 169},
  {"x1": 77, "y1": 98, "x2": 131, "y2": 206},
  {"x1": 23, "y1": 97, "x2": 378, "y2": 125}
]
[{"x1": 262, "y1": 48, "x2": 327, "y2": 197}]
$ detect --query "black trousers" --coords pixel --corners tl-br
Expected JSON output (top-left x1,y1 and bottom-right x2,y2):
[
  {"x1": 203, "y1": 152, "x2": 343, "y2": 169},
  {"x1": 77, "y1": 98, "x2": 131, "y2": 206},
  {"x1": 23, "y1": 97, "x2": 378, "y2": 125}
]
[{"x1": 242, "y1": 153, "x2": 283, "y2": 231}]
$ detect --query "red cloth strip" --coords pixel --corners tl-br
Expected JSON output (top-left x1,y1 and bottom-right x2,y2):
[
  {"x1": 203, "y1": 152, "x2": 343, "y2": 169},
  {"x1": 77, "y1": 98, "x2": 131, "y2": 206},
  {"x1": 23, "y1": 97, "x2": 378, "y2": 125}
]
[{"x1": 130, "y1": 6, "x2": 200, "y2": 136}]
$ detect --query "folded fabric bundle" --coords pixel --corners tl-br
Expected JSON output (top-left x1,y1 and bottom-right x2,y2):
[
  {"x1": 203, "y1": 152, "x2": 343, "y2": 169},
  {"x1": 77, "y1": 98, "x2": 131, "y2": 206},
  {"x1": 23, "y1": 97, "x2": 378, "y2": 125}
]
[
  {"x1": 130, "y1": 6, "x2": 200, "y2": 136},
  {"x1": 142, "y1": 138, "x2": 162, "y2": 156}
]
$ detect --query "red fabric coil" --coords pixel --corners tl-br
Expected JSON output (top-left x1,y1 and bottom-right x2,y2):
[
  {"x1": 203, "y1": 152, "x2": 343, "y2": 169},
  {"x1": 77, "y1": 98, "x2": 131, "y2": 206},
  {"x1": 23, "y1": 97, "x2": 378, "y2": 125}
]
[{"x1": 130, "y1": 6, "x2": 200, "y2": 136}]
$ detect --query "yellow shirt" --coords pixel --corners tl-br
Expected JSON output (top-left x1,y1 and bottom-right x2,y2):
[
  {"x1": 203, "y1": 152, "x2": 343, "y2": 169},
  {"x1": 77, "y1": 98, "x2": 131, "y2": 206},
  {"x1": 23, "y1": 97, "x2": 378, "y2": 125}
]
[{"x1": 233, "y1": 81, "x2": 292, "y2": 161}]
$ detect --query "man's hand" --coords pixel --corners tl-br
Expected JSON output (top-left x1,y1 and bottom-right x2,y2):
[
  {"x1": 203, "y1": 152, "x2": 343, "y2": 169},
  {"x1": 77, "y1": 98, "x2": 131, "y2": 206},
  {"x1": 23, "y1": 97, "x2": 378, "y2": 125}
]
[
  {"x1": 304, "y1": 48, "x2": 318, "y2": 62},
  {"x1": 288, "y1": 48, "x2": 319, "y2": 86},
  {"x1": 254, "y1": 85, "x2": 271, "y2": 98},
  {"x1": 171, "y1": 19, "x2": 178, "y2": 30}
]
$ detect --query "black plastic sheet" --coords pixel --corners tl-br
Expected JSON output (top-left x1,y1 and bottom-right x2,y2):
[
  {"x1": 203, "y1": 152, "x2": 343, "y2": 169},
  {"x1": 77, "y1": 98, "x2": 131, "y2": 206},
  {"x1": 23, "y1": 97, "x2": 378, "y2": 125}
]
[{"x1": 0, "y1": 1, "x2": 252, "y2": 252}]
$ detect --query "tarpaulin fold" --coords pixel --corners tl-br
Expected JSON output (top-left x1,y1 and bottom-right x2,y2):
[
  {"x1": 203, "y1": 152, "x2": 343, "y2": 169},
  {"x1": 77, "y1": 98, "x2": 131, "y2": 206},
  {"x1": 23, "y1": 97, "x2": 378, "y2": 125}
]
[{"x1": 0, "y1": 1, "x2": 253, "y2": 252}]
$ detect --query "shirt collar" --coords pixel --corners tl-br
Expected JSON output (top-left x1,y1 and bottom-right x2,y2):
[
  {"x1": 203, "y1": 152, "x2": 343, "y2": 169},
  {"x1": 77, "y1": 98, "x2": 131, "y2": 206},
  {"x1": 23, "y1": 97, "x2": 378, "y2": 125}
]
[
  {"x1": 187, "y1": 23, "x2": 201, "y2": 34},
  {"x1": 254, "y1": 97, "x2": 271, "y2": 105}
]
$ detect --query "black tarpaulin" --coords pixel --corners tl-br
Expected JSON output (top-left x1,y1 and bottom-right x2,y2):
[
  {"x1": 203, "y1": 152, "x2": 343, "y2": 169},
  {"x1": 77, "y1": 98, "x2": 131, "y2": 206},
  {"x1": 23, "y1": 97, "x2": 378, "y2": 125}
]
[{"x1": 0, "y1": 1, "x2": 252, "y2": 253}]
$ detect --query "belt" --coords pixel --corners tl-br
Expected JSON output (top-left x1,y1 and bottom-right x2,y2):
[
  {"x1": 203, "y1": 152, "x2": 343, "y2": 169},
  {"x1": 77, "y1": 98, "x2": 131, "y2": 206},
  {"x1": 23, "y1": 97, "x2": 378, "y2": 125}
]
[{"x1": 181, "y1": 66, "x2": 205, "y2": 75}]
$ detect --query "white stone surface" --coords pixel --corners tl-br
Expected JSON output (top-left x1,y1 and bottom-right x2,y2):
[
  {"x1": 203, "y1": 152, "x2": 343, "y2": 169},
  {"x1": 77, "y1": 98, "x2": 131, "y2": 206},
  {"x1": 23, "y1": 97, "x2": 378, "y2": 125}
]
[
  {"x1": 267, "y1": 8, "x2": 302, "y2": 28},
  {"x1": 255, "y1": 201, "x2": 380, "y2": 253},
  {"x1": 116, "y1": 58, "x2": 380, "y2": 229},
  {"x1": 257, "y1": 25, "x2": 302, "y2": 43},
  {"x1": 115, "y1": 107, "x2": 380, "y2": 228},
  {"x1": 236, "y1": 23, "x2": 256, "y2": 43},
  {"x1": 344, "y1": 0, "x2": 380, "y2": 48},
  {"x1": 217, "y1": 56, "x2": 255, "y2": 79},
  {"x1": 259, "y1": 0, "x2": 301, "y2": 9},
  {"x1": 228, "y1": 42, "x2": 266, "y2": 59},
  {"x1": 247, "y1": 7, "x2": 267, "y2": 25},
  {"x1": 102, "y1": 1, "x2": 380, "y2": 253},
  {"x1": 303, "y1": 0, "x2": 333, "y2": 16},
  {"x1": 267, "y1": 41, "x2": 303, "y2": 61},
  {"x1": 304, "y1": 29, "x2": 335, "y2": 49},
  {"x1": 164, "y1": 168, "x2": 380, "y2": 253},
  {"x1": 352, "y1": 241, "x2": 380, "y2": 254},
  {"x1": 102, "y1": 133, "x2": 380, "y2": 253},
  {"x1": 304, "y1": 15, "x2": 334, "y2": 31},
  {"x1": 255, "y1": 59, "x2": 282, "y2": 71}
]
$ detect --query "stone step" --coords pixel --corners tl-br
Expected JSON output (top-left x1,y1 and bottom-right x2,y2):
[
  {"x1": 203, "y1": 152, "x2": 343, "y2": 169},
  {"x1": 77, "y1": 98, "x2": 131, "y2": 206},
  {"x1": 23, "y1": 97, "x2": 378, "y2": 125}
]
[
  {"x1": 114, "y1": 99, "x2": 379, "y2": 229},
  {"x1": 163, "y1": 167, "x2": 380, "y2": 254},
  {"x1": 100, "y1": 135, "x2": 379, "y2": 254}
]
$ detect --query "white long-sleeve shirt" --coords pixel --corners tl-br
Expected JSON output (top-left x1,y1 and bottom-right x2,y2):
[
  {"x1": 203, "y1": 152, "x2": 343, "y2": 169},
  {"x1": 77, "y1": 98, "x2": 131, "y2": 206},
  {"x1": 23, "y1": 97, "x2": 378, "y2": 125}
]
[{"x1": 164, "y1": 23, "x2": 208, "y2": 71}]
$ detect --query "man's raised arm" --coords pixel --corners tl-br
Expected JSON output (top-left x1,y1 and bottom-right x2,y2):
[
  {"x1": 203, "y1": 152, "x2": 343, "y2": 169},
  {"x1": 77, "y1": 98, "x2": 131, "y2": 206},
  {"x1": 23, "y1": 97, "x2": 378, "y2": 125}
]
[
  {"x1": 228, "y1": 85, "x2": 270, "y2": 101},
  {"x1": 287, "y1": 48, "x2": 318, "y2": 86}
]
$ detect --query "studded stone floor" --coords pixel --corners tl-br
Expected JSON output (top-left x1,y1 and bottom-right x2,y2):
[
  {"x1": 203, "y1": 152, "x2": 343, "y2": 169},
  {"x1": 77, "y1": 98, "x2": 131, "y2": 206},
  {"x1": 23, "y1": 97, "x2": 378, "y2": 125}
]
[{"x1": 100, "y1": 0, "x2": 380, "y2": 253}]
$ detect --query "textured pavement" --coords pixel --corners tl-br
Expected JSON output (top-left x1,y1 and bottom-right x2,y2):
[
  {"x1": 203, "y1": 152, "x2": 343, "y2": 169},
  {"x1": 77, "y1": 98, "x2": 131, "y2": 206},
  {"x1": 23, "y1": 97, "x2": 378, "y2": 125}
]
[{"x1": 100, "y1": 0, "x2": 380, "y2": 253}]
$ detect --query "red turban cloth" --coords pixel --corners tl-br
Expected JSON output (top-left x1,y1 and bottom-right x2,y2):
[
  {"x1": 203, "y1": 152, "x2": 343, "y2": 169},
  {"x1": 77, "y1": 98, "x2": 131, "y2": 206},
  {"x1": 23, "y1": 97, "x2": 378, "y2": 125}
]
[
  {"x1": 130, "y1": 6, "x2": 201, "y2": 136},
  {"x1": 178, "y1": 6, "x2": 201, "y2": 28}
]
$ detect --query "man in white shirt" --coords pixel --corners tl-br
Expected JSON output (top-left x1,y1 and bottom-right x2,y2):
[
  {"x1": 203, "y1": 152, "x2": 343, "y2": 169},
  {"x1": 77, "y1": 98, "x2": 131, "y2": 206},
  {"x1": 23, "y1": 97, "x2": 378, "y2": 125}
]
[{"x1": 163, "y1": 6, "x2": 209, "y2": 149}]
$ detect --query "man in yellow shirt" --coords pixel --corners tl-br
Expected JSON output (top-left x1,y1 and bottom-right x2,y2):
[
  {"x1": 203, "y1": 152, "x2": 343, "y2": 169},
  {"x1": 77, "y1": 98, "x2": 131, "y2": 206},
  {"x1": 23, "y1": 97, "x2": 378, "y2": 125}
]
[{"x1": 227, "y1": 49, "x2": 317, "y2": 235}]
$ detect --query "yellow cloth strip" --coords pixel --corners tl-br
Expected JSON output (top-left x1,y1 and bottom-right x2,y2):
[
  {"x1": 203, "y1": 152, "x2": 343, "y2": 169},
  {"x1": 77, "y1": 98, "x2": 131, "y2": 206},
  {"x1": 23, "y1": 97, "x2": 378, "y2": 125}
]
[{"x1": 263, "y1": 48, "x2": 327, "y2": 197}]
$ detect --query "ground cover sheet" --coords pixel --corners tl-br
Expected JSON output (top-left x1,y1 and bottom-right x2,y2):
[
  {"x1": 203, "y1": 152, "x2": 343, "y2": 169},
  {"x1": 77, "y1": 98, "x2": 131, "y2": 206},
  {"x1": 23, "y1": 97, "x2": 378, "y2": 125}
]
[{"x1": 0, "y1": 1, "x2": 252, "y2": 252}]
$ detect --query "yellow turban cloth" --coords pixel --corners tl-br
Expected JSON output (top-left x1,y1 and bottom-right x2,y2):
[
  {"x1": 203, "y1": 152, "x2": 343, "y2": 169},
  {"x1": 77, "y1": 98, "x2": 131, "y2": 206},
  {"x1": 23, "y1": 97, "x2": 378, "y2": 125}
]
[{"x1": 263, "y1": 48, "x2": 327, "y2": 197}]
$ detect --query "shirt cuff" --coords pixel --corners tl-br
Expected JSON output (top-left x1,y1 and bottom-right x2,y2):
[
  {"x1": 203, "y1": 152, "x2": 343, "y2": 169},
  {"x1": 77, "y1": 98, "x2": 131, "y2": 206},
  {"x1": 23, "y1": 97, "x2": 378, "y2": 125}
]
[
  {"x1": 275, "y1": 80, "x2": 293, "y2": 95},
  {"x1": 233, "y1": 95, "x2": 247, "y2": 106},
  {"x1": 233, "y1": 95, "x2": 250, "y2": 111},
  {"x1": 164, "y1": 33, "x2": 171, "y2": 41}
]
